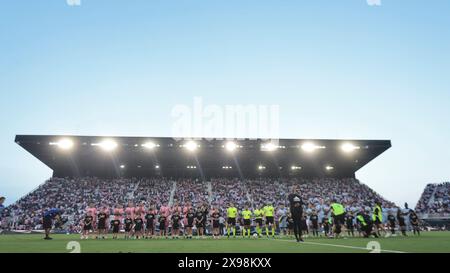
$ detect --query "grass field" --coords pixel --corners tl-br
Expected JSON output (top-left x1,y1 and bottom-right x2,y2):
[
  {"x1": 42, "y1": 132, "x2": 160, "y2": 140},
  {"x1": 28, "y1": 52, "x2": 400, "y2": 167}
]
[{"x1": 1, "y1": 232, "x2": 450, "y2": 253}]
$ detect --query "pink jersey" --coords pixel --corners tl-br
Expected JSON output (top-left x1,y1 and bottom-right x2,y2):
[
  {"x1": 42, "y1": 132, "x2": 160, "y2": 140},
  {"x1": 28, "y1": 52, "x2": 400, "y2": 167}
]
[
  {"x1": 125, "y1": 207, "x2": 135, "y2": 219},
  {"x1": 114, "y1": 208, "x2": 124, "y2": 220},
  {"x1": 86, "y1": 207, "x2": 97, "y2": 217}
]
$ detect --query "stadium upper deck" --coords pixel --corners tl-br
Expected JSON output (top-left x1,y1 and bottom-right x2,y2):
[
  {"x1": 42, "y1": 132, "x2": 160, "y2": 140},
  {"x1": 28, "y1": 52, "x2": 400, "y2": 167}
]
[{"x1": 15, "y1": 135, "x2": 391, "y2": 179}]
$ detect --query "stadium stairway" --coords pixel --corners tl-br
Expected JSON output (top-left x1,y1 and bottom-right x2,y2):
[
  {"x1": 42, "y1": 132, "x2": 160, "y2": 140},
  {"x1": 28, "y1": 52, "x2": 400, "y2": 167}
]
[{"x1": 169, "y1": 181, "x2": 177, "y2": 206}]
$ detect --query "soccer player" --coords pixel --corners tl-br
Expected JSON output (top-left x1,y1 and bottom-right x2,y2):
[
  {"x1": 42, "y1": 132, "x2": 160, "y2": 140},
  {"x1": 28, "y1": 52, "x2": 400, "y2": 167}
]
[
  {"x1": 124, "y1": 216, "x2": 133, "y2": 240},
  {"x1": 310, "y1": 210, "x2": 320, "y2": 237},
  {"x1": 226, "y1": 203, "x2": 238, "y2": 238},
  {"x1": 110, "y1": 218, "x2": 121, "y2": 239},
  {"x1": 253, "y1": 207, "x2": 264, "y2": 238},
  {"x1": 81, "y1": 212, "x2": 94, "y2": 240},
  {"x1": 133, "y1": 214, "x2": 144, "y2": 239},
  {"x1": 345, "y1": 211, "x2": 355, "y2": 237},
  {"x1": 200, "y1": 203, "x2": 209, "y2": 236},
  {"x1": 322, "y1": 216, "x2": 330, "y2": 237},
  {"x1": 409, "y1": 210, "x2": 420, "y2": 236},
  {"x1": 291, "y1": 198, "x2": 304, "y2": 242},
  {"x1": 372, "y1": 200, "x2": 385, "y2": 236},
  {"x1": 211, "y1": 208, "x2": 221, "y2": 239},
  {"x1": 136, "y1": 202, "x2": 146, "y2": 220},
  {"x1": 97, "y1": 207, "x2": 109, "y2": 239},
  {"x1": 330, "y1": 200, "x2": 346, "y2": 238},
  {"x1": 263, "y1": 202, "x2": 276, "y2": 238},
  {"x1": 356, "y1": 210, "x2": 378, "y2": 238},
  {"x1": 42, "y1": 208, "x2": 62, "y2": 240},
  {"x1": 387, "y1": 211, "x2": 397, "y2": 235},
  {"x1": 171, "y1": 211, "x2": 182, "y2": 239},
  {"x1": 185, "y1": 208, "x2": 195, "y2": 239},
  {"x1": 158, "y1": 214, "x2": 168, "y2": 239},
  {"x1": 145, "y1": 206, "x2": 156, "y2": 239},
  {"x1": 397, "y1": 207, "x2": 407, "y2": 236},
  {"x1": 241, "y1": 205, "x2": 252, "y2": 238},
  {"x1": 195, "y1": 208, "x2": 205, "y2": 238},
  {"x1": 86, "y1": 203, "x2": 97, "y2": 234}
]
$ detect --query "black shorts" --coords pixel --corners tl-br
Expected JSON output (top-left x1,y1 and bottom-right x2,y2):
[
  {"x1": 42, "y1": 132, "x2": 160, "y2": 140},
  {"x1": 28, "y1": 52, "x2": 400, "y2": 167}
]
[
  {"x1": 312, "y1": 223, "x2": 319, "y2": 229},
  {"x1": 227, "y1": 218, "x2": 236, "y2": 226},
  {"x1": 196, "y1": 223, "x2": 204, "y2": 229},
  {"x1": 43, "y1": 217, "x2": 52, "y2": 229},
  {"x1": 243, "y1": 219, "x2": 251, "y2": 226},
  {"x1": 173, "y1": 224, "x2": 180, "y2": 230},
  {"x1": 333, "y1": 214, "x2": 345, "y2": 226},
  {"x1": 212, "y1": 221, "x2": 220, "y2": 229},
  {"x1": 159, "y1": 224, "x2": 166, "y2": 231},
  {"x1": 84, "y1": 224, "x2": 93, "y2": 231},
  {"x1": 112, "y1": 225, "x2": 120, "y2": 233},
  {"x1": 255, "y1": 219, "x2": 263, "y2": 226},
  {"x1": 125, "y1": 226, "x2": 132, "y2": 232},
  {"x1": 135, "y1": 225, "x2": 143, "y2": 232},
  {"x1": 98, "y1": 221, "x2": 106, "y2": 230},
  {"x1": 266, "y1": 217, "x2": 274, "y2": 225},
  {"x1": 146, "y1": 223, "x2": 154, "y2": 230}
]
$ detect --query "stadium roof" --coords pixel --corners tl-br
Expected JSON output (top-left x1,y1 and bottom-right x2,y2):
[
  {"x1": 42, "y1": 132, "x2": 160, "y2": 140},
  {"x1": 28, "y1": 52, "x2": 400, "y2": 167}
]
[{"x1": 15, "y1": 135, "x2": 391, "y2": 179}]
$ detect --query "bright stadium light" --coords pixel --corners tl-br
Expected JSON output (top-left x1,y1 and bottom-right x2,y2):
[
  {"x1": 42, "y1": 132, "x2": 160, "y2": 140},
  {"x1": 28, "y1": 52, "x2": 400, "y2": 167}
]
[
  {"x1": 291, "y1": 166, "x2": 302, "y2": 170},
  {"x1": 155, "y1": 165, "x2": 160, "y2": 169},
  {"x1": 184, "y1": 141, "x2": 198, "y2": 152},
  {"x1": 341, "y1": 143, "x2": 360, "y2": 153},
  {"x1": 49, "y1": 138, "x2": 74, "y2": 150},
  {"x1": 301, "y1": 142, "x2": 325, "y2": 153},
  {"x1": 92, "y1": 140, "x2": 118, "y2": 151},
  {"x1": 120, "y1": 165, "x2": 125, "y2": 169},
  {"x1": 258, "y1": 165, "x2": 266, "y2": 171},
  {"x1": 325, "y1": 165, "x2": 334, "y2": 171},
  {"x1": 225, "y1": 141, "x2": 237, "y2": 152},
  {"x1": 261, "y1": 142, "x2": 278, "y2": 152},
  {"x1": 142, "y1": 142, "x2": 157, "y2": 150}
]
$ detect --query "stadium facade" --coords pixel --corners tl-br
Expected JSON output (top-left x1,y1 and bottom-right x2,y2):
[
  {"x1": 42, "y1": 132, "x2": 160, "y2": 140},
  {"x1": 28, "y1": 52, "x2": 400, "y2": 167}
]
[{"x1": 15, "y1": 135, "x2": 391, "y2": 179}]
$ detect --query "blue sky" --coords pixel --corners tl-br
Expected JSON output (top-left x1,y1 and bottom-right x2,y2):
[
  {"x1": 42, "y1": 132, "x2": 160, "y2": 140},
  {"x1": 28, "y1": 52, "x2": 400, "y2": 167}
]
[{"x1": 1, "y1": 0, "x2": 449, "y2": 206}]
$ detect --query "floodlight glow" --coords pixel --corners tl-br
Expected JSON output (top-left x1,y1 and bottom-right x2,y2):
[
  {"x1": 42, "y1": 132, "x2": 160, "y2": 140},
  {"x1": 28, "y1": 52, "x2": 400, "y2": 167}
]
[
  {"x1": 291, "y1": 166, "x2": 302, "y2": 170},
  {"x1": 142, "y1": 142, "x2": 157, "y2": 150},
  {"x1": 120, "y1": 165, "x2": 125, "y2": 169},
  {"x1": 155, "y1": 165, "x2": 160, "y2": 169},
  {"x1": 225, "y1": 141, "x2": 237, "y2": 152},
  {"x1": 261, "y1": 142, "x2": 278, "y2": 152},
  {"x1": 341, "y1": 143, "x2": 360, "y2": 153},
  {"x1": 93, "y1": 140, "x2": 118, "y2": 151},
  {"x1": 301, "y1": 142, "x2": 325, "y2": 153},
  {"x1": 50, "y1": 139, "x2": 74, "y2": 150},
  {"x1": 325, "y1": 165, "x2": 334, "y2": 171},
  {"x1": 258, "y1": 165, "x2": 266, "y2": 170},
  {"x1": 184, "y1": 141, "x2": 198, "y2": 152}
]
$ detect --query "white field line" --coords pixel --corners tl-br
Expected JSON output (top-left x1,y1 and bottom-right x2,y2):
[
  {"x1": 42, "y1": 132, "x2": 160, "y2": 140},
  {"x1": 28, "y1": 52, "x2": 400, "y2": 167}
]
[{"x1": 273, "y1": 238, "x2": 407, "y2": 253}]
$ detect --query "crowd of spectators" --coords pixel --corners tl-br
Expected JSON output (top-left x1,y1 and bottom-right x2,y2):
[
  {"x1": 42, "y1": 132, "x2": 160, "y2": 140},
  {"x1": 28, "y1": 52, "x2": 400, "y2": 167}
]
[{"x1": 416, "y1": 182, "x2": 450, "y2": 214}]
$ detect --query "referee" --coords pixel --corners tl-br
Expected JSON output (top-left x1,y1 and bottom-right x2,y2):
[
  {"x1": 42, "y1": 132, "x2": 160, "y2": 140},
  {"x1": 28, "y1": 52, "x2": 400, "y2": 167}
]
[{"x1": 288, "y1": 189, "x2": 304, "y2": 242}]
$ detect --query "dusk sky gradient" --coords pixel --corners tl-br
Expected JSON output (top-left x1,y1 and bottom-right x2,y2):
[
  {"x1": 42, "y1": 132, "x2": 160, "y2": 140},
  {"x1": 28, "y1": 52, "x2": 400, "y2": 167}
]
[{"x1": 1, "y1": 0, "x2": 449, "y2": 206}]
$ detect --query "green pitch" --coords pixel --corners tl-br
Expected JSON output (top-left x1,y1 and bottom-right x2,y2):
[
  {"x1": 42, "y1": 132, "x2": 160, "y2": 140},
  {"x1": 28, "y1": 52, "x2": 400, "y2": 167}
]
[{"x1": 1, "y1": 232, "x2": 450, "y2": 253}]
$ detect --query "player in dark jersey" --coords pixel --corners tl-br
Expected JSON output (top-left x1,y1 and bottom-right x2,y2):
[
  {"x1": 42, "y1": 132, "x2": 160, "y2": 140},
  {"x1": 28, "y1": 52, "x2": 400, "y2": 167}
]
[
  {"x1": 397, "y1": 208, "x2": 407, "y2": 236},
  {"x1": 200, "y1": 204, "x2": 209, "y2": 236},
  {"x1": 345, "y1": 212, "x2": 355, "y2": 237},
  {"x1": 110, "y1": 219, "x2": 121, "y2": 239},
  {"x1": 124, "y1": 217, "x2": 133, "y2": 240},
  {"x1": 300, "y1": 215, "x2": 309, "y2": 236},
  {"x1": 309, "y1": 211, "x2": 319, "y2": 237},
  {"x1": 195, "y1": 209, "x2": 205, "y2": 238},
  {"x1": 159, "y1": 214, "x2": 168, "y2": 239},
  {"x1": 387, "y1": 212, "x2": 397, "y2": 235},
  {"x1": 409, "y1": 210, "x2": 420, "y2": 236},
  {"x1": 171, "y1": 212, "x2": 182, "y2": 239},
  {"x1": 145, "y1": 208, "x2": 156, "y2": 239},
  {"x1": 211, "y1": 209, "x2": 221, "y2": 239},
  {"x1": 97, "y1": 209, "x2": 108, "y2": 239},
  {"x1": 82, "y1": 214, "x2": 94, "y2": 240},
  {"x1": 185, "y1": 208, "x2": 195, "y2": 239},
  {"x1": 322, "y1": 216, "x2": 330, "y2": 237},
  {"x1": 133, "y1": 215, "x2": 144, "y2": 239}
]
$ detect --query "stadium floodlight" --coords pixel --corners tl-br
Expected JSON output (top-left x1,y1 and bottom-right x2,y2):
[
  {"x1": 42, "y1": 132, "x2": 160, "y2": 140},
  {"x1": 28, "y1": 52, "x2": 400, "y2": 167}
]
[
  {"x1": 92, "y1": 140, "x2": 118, "y2": 151},
  {"x1": 225, "y1": 141, "x2": 238, "y2": 152},
  {"x1": 325, "y1": 165, "x2": 334, "y2": 171},
  {"x1": 184, "y1": 141, "x2": 198, "y2": 152},
  {"x1": 301, "y1": 142, "x2": 325, "y2": 153},
  {"x1": 155, "y1": 165, "x2": 160, "y2": 169},
  {"x1": 142, "y1": 142, "x2": 157, "y2": 150},
  {"x1": 341, "y1": 143, "x2": 360, "y2": 153},
  {"x1": 258, "y1": 165, "x2": 266, "y2": 171},
  {"x1": 291, "y1": 166, "x2": 302, "y2": 170},
  {"x1": 49, "y1": 138, "x2": 74, "y2": 150},
  {"x1": 120, "y1": 165, "x2": 125, "y2": 169},
  {"x1": 261, "y1": 142, "x2": 278, "y2": 152}
]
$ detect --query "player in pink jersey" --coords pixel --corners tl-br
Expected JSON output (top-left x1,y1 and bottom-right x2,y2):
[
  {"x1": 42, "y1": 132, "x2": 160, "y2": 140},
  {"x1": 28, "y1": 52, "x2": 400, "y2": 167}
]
[
  {"x1": 113, "y1": 204, "x2": 124, "y2": 220},
  {"x1": 86, "y1": 203, "x2": 97, "y2": 231},
  {"x1": 136, "y1": 202, "x2": 146, "y2": 219},
  {"x1": 125, "y1": 202, "x2": 135, "y2": 220}
]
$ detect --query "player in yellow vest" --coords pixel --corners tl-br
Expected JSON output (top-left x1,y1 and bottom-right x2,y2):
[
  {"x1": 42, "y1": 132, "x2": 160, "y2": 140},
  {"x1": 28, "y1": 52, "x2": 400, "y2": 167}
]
[
  {"x1": 330, "y1": 200, "x2": 346, "y2": 238},
  {"x1": 253, "y1": 207, "x2": 264, "y2": 237},
  {"x1": 372, "y1": 200, "x2": 385, "y2": 236},
  {"x1": 226, "y1": 202, "x2": 238, "y2": 238},
  {"x1": 241, "y1": 205, "x2": 252, "y2": 238},
  {"x1": 263, "y1": 202, "x2": 276, "y2": 238}
]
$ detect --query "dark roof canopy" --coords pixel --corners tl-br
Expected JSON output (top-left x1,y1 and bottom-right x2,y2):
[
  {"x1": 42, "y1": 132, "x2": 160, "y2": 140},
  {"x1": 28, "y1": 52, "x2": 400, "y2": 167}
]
[{"x1": 15, "y1": 135, "x2": 391, "y2": 179}]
